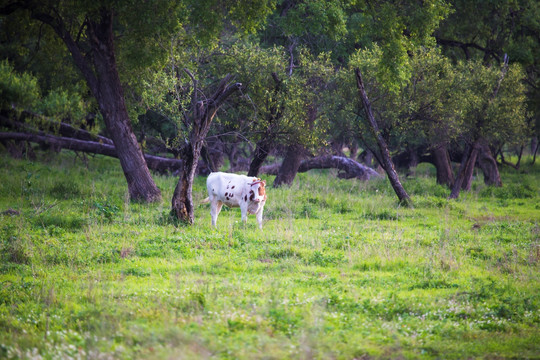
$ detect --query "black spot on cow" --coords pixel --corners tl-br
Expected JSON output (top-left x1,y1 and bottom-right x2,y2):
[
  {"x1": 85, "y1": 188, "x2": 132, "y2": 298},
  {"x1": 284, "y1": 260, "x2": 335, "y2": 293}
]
[
  {"x1": 224, "y1": 192, "x2": 228, "y2": 197},
  {"x1": 244, "y1": 195, "x2": 247, "y2": 202},
  {"x1": 231, "y1": 186, "x2": 235, "y2": 189},
  {"x1": 249, "y1": 190, "x2": 255, "y2": 201}
]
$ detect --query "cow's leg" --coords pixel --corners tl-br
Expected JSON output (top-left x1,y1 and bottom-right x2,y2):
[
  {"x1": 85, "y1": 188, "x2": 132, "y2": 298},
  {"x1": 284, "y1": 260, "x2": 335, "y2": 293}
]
[
  {"x1": 240, "y1": 203, "x2": 248, "y2": 225},
  {"x1": 255, "y1": 206, "x2": 264, "y2": 229},
  {"x1": 210, "y1": 199, "x2": 223, "y2": 227}
]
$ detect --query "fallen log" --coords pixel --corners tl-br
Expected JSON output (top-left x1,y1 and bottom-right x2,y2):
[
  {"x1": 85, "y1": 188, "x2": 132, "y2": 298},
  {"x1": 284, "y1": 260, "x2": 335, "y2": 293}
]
[
  {"x1": 0, "y1": 131, "x2": 183, "y2": 174},
  {"x1": 0, "y1": 113, "x2": 113, "y2": 145},
  {"x1": 260, "y1": 155, "x2": 382, "y2": 180}
]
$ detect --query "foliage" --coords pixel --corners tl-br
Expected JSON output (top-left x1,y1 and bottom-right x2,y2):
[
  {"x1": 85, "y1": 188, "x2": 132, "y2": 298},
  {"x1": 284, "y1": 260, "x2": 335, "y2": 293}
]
[
  {"x1": 0, "y1": 61, "x2": 40, "y2": 111},
  {"x1": 435, "y1": 0, "x2": 540, "y2": 138},
  {"x1": 34, "y1": 88, "x2": 90, "y2": 123},
  {"x1": 215, "y1": 43, "x2": 333, "y2": 150},
  {"x1": 340, "y1": 46, "x2": 529, "y2": 160},
  {"x1": 459, "y1": 61, "x2": 529, "y2": 145},
  {"x1": 260, "y1": 0, "x2": 451, "y2": 92},
  {"x1": 0, "y1": 150, "x2": 539, "y2": 359}
]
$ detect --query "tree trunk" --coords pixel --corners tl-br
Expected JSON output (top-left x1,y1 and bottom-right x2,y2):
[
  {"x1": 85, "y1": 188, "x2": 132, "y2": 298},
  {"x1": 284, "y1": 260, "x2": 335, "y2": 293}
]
[
  {"x1": 477, "y1": 140, "x2": 502, "y2": 186},
  {"x1": 461, "y1": 145, "x2": 479, "y2": 191},
  {"x1": 531, "y1": 136, "x2": 540, "y2": 165},
  {"x1": 171, "y1": 145, "x2": 200, "y2": 224},
  {"x1": 432, "y1": 144, "x2": 454, "y2": 188},
  {"x1": 449, "y1": 142, "x2": 480, "y2": 199},
  {"x1": 355, "y1": 68, "x2": 411, "y2": 205},
  {"x1": 248, "y1": 140, "x2": 273, "y2": 177},
  {"x1": 30, "y1": 8, "x2": 161, "y2": 202},
  {"x1": 88, "y1": 14, "x2": 161, "y2": 202},
  {"x1": 349, "y1": 143, "x2": 358, "y2": 159},
  {"x1": 358, "y1": 149, "x2": 375, "y2": 167},
  {"x1": 299, "y1": 155, "x2": 381, "y2": 180},
  {"x1": 273, "y1": 144, "x2": 305, "y2": 187}
]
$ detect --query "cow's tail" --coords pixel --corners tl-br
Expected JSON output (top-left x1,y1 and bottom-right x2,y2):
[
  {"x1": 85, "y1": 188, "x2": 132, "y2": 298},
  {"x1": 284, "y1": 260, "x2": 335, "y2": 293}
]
[{"x1": 201, "y1": 197, "x2": 210, "y2": 204}]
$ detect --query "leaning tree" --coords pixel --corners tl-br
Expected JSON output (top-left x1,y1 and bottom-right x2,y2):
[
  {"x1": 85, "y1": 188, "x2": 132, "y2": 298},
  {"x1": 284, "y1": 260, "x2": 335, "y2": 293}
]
[{"x1": 0, "y1": 1, "x2": 182, "y2": 202}]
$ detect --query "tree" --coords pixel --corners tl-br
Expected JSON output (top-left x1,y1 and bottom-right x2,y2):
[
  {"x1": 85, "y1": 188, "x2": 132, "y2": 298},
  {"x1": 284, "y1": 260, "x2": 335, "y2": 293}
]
[
  {"x1": 355, "y1": 68, "x2": 411, "y2": 205},
  {"x1": 435, "y1": 0, "x2": 540, "y2": 162},
  {"x1": 272, "y1": 50, "x2": 334, "y2": 187},
  {"x1": 449, "y1": 59, "x2": 528, "y2": 198},
  {"x1": 0, "y1": 1, "x2": 180, "y2": 202}
]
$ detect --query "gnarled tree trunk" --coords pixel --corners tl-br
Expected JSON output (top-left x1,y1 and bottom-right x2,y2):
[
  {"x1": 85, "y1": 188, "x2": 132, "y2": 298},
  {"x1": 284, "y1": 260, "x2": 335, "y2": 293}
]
[
  {"x1": 171, "y1": 144, "x2": 200, "y2": 223},
  {"x1": 248, "y1": 140, "x2": 273, "y2": 177},
  {"x1": 477, "y1": 139, "x2": 502, "y2": 186},
  {"x1": 432, "y1": 144, "x2": 454, "y2": 188},
  {"x1": 273, "y1": 144, "x2": 305, "y2": 187},
  {"x1": 449, "y1": 141, "x2": 480, "y2": 199}
]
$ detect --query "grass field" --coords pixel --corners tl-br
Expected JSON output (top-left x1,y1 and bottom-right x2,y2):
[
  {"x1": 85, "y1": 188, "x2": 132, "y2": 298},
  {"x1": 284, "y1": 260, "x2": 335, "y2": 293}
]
[{"x1": 0, "y1": 150, "x2": 539, "y2": 359}]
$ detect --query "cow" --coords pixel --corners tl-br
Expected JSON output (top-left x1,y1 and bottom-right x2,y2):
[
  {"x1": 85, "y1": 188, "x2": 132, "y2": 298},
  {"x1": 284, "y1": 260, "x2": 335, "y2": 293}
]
[{"x1": 204, "y1": 172, "x2": 267, "y2": 228}]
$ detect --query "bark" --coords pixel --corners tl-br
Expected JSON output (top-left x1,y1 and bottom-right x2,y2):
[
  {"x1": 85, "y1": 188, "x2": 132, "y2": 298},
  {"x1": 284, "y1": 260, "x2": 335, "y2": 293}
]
[
  {"x1": 355, "y1": 68, "x2": 411, "y2": 205},
  {"x1": 532, "y1": 140, "x2": 539, "y2": 165},
  {"x1": 247, "y1": 140, "x2": 273, "y2": 177},
  {"x1": 431, "y1": 144, "x2": 455, "y2": 188},
  {"x1": 274, "y1": 100, "x2": 318, "y2": 187},
  {"x1": 171, "y1": 145, "x2": 199, "y2": 223},
  {"x1": 461, "y1": 145, "x2": 479, "y2": 191},
  {"x1": 449, "y1": 142, "x2": 479, "y2": 199},
  {"x1": 28, "y1": 6, "x2": 161, "y2": 202},
  {"x1": 349, "y1": 143, "x2": 358, "y2": 159},
  {"x1": 248, "y1": 72, "x2": 285, "y2": 177},
  {"x1": 477, "y1": 140, "x2": 502, "y2": 186},
  {"x1": 273, "y1": 144, "x2": 305, "y2": 187},
  {"x1": 0, "y1": 131, "x2": 184, "y2": 174}
]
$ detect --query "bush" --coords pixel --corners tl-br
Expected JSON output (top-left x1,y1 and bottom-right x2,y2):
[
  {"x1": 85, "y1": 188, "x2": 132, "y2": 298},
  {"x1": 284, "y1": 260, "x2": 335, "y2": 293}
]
[{"x1": 0, "y1": 61, "x2": 40, "y2": 110}]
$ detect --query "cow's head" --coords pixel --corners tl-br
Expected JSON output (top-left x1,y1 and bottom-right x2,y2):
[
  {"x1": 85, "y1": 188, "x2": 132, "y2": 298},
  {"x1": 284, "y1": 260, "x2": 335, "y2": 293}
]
[{"x1": 248, "y1": 178, "x2": 267, "y2": 202}]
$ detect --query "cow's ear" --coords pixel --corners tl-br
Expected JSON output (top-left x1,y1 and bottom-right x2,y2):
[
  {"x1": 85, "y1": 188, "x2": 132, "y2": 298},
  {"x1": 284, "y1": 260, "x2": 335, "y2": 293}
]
[{"x1": 262, "y1": 180, "x2": 266, "y2": 186}]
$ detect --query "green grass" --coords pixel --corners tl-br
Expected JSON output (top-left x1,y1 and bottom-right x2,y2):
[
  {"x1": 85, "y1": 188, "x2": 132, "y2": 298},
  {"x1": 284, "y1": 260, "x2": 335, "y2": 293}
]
[{"x1": 0, "y1": 151, "x2": 539, "y2": 359}]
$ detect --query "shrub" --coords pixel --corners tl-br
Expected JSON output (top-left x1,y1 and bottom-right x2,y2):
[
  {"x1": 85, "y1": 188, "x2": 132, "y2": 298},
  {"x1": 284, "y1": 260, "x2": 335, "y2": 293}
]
[{"x1": 0, "y1": 61, "x2": 40, "y2": 110}]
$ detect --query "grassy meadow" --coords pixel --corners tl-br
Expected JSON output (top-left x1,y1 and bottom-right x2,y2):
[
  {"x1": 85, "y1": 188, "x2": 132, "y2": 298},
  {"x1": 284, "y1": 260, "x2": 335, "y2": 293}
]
[{"x1": 0, "y1": 150, "x2": 539, "y2": 359}]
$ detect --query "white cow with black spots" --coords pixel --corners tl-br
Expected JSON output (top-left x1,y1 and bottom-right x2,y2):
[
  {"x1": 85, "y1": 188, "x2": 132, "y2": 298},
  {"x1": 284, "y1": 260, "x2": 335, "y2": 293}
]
[{"x1": 204, "y1": 172, "x2": 267, "y2": 228}]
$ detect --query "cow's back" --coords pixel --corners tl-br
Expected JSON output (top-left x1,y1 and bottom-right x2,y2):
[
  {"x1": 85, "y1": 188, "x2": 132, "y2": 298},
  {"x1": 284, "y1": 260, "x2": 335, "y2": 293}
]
[{"x1": 207, "y1": 172, "x2": 248, "y2": 193}]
